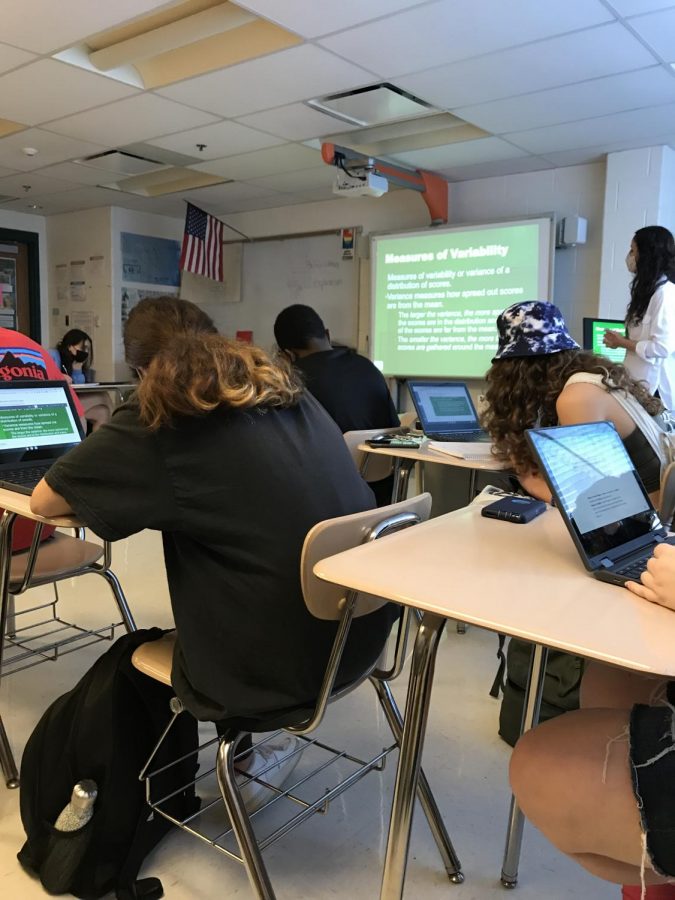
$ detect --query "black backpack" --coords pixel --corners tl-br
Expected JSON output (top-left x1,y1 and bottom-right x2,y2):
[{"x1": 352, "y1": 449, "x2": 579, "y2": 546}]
[{"x1": 17, "y1": 628, "x2": 200, "y2": 899}]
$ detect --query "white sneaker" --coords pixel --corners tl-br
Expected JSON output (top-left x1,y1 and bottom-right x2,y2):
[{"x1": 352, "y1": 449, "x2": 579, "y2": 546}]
[{"x1": 235, "y1": 735, "x2": 303, "y2": 813}]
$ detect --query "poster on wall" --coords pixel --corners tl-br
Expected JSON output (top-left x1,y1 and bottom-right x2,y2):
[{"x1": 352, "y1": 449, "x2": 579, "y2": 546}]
[
  {"x1": 121, "y1": 287, "x2": 179, "y2": 328},
  {"x1": 121, "y1": 232, "x2": 181, "y2": 286}
]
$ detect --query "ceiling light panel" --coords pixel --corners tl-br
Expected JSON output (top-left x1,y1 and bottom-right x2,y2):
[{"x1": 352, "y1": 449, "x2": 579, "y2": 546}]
[
  {"x1": 235, "y1": 103, "x2": 360, "y2": 141},
  {"x1": 190, "y1": 143, "x2": 321, "y2": 180},
  {"x1": 389, "y1": 136, "x2": 528, "y2": 170}
]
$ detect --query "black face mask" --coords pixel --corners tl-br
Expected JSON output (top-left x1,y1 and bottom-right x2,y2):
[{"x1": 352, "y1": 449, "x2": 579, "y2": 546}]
[{"x1": 74, "y1": 350, "x2": 89, "y2": 363}]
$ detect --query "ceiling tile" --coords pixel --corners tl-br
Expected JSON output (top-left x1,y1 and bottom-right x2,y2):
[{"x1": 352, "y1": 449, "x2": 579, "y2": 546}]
[
  {"x1": 45, "y1": 94, "x2": 219, "y2": 147},
  {"x1": 388, "y1": 137, "x2": 528, "y2": 170},
  {"x1": 236, "y1": 103, "x2": 360, "y2": 141},
  {"x1": 0, "y1": 128, "x2": 106, "y2": 171},
  {"x1": 1, "y1": 0, "x2": 179, "y2": 54},
  {"x1": 441, "y1": 156, "x2": 555, "y2": 182},
  {"x1": 0, "y1": 185, "x2": 117, "y2": 215},
  {"x1": 607, "y1": 0, "x2": 675, "y2": 15},
  {"x1": 147, "y1": 120, "x2": 285, "y2": 161},
  {"x1": 234, "y1": 0, "x2": 429, "y2": 39},
  {"x1": 244, "y1": 166, "x2": 335, "y2": 193},
  {"x1": 456, "y1": 67, "x2": 675, "y2": 134},
  {"x1": 397, "y1": 23, "x2": 656, "y2": 109},
  {"x1": 629, "y1": 7, "x2": 675, "y2": 59},
  {"x1": 157, "y1": 44, "x2": 375, "y2": 118},
  {"x1": 506, "y1": 102, "x2": 675, "y2": 153},
  {"x1": 0, "y1": 43, "x2": 36, "y2": 75},
  {"x1": 319, "y1": 0, "x2": 613, "y2": 78},
  {"x1": 0, "y1": 59, "x2": 138, "y2": 127},
  {"x1": 35, "y1": 161, "x2": 123, "y2": 185},
  {"x1": 192, "y1": 144, "x2": 322, "y2": 180},
  {"x1": 0, "y1": 171, "x2": 84, "y2": 197}
]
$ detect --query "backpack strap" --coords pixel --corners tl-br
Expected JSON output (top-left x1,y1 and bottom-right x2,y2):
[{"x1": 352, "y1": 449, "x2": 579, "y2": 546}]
[{"x1": 489, "y1": 634, "x2": 507, "y2": 698}]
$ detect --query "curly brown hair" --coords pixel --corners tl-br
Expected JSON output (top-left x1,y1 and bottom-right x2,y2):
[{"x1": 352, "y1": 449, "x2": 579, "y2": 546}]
[
  {"x1": 482, "y1": 349, "x2": 663, "y2": 474},
  {"x1": 124, "y1": 296, "x2": 303, "y2": 430}
]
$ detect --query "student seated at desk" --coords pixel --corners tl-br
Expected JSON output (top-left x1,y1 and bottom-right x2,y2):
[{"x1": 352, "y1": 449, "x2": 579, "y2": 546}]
[
  {"x1": 31, "y1": 296, "x2": 395, "y2": 803},
  {"x1": 510, "y1": 543, "x2": 675, "y2": 900},
  {"x1": 483, "y1": 301, "x2": 667, "y2": 508},
  {"x1": 274, "y1": 304, "x2": 399, "y2": 504},
  {"x1": 0, "y1": 325, "x2": 84, "y2": 552},
  {"x1": 49, "y1": 328, "x2": 112, "y2": 432}
]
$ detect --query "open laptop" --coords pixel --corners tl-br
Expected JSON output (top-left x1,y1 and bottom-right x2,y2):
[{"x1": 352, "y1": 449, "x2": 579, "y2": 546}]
[
  {"x1": 526, "y1": 421, "x2": 675, "y2": 586},
  {"x1": 0, "y1": 381, "x2": 84, "y2": 495},
  {"x1": 407, "y1": 380, "x2": 489, "y2": 442}
]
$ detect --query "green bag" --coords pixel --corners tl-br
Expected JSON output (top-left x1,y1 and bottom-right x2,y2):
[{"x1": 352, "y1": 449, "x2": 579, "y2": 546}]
[{"x1": 496, "y1": 637, "x2": 585, "y2": 747}]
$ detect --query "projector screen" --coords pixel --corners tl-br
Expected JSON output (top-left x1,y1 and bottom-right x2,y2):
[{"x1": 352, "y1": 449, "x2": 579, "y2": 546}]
[{"x1": 371, "y1": 217, "x2": 554, "y2": 378}]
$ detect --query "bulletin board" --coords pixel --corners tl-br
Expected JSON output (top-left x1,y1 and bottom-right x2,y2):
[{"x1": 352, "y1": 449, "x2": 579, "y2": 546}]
[{"x1": 189, "y1": 231, "x2": 359, "y2": 351}]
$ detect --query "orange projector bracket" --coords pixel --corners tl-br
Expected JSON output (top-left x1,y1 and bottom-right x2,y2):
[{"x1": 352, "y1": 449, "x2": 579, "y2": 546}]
[{"x1": 321, "y1": 142, "x2": 448, "y2": 225}]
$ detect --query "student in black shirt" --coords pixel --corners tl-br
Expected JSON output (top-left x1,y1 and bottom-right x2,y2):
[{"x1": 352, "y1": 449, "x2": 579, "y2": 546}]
[
  {"x1": 274, "y1": 304, "x2": 400, "y2": 504},
  {"x1": 31, "y1": 296, "x2": 394, "y2": 806},
  {"x1": 273, "y1": 304, "x2": 399, "y2": 434}
]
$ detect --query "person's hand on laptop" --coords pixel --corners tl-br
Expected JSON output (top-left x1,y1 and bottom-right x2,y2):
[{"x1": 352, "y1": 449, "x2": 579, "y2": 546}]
[{"x1": 626, "y1": 543, "x2": 675, "y2": 611}]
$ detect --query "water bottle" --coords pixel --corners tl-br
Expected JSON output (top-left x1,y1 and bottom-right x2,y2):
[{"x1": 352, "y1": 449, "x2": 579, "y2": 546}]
[{"x1": 54, "y1": 779, "x2": 98, "y2": 832}]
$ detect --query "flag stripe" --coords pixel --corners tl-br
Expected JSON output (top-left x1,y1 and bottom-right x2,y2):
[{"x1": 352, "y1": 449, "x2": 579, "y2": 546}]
[{"x1": 179, "y1": 202, "x2": 224, "y2": 282}]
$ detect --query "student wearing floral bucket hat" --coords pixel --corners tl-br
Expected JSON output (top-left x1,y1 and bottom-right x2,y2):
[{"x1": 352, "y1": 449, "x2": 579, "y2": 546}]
[{"x1": 482, "y1": 300, "x2": 667, "y2": 506}]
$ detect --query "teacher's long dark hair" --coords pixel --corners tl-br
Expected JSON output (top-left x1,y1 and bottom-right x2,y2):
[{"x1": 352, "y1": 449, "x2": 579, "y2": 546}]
[
  {"x1": 626, "y1": 225, "x2": 675, "y2": 326},
  {"x1": 124, "y1": 296, "x2": 303, "y2": 430}
]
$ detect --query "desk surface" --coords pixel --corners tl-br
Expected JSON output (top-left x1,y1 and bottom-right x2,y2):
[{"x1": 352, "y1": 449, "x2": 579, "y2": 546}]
[
  {"x1": 358, "y1": 439, "x2": 507, "y2": 472},
  {"x1": 73, "y1": 382, "x2": 135, "y2": 391},
  {"x1": 0, "y1": 486, "x2": 80, "y2": 527},
  {"x1": 315, "y1": 502, "x2": 675, "y2": 677}
]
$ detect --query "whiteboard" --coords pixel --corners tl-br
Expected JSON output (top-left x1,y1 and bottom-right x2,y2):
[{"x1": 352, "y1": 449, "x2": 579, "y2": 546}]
[{"x1": 191, "y1": 232, "x2": 360, "y2": 352}]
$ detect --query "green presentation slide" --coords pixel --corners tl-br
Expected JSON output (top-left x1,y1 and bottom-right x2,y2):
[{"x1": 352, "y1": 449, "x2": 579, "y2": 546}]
[
  {"x1": 372, "y1": 220, "x2": 550, "y2": 378},
  {"x1": 590, "y1": 320, "x2": 626, "y2": 364},
  {"x1": 0, "y1": 404, "x2": 71, "y2": 440}
]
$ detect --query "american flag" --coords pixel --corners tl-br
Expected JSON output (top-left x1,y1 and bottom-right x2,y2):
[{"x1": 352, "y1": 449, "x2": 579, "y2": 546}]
[{"x1": 180, "y1": 203, "x2": 224, "y2": 281}]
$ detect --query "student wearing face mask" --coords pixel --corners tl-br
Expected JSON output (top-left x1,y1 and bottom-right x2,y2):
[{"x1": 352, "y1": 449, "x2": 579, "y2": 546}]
[
  {"x1": 49, "y1": 329, "x2": 112, "y2": 431},
  {"x1": 604, "y1": 226, "x2": 675, "y2": 410}
]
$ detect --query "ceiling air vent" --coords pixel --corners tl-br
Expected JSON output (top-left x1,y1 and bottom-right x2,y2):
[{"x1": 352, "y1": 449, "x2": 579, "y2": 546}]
[
  {"x1": 74, "y1": 150, "x2": 167, "y2": 177},
  {"x1": 307, "y1": 83, "x2": 437, "y2": 128}
]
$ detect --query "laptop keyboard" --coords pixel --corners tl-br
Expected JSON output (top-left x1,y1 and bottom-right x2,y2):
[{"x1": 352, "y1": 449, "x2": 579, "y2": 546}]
[
  {"x1": 1, "y1": 465, "x2": 50, "y2": 490},
  {"x1": 427, "y1": 432, "x2": 487, "y2": 442},
  {"x1": 614, "y1": 556, "x2": 651, "y2": 580}
]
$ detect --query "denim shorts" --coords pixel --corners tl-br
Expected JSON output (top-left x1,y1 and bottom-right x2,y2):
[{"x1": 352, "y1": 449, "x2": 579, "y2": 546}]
[{"x1": 630, "y1": 683, "x2": 675, "y2": 877}]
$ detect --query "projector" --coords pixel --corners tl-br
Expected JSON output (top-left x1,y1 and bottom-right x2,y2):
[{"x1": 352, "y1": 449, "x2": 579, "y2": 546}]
[{"x1": 333, "y1": 169, "x2": 388, "y2": 198}]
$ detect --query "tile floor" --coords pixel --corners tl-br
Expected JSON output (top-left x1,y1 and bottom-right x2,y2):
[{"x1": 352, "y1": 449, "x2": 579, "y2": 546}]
[{"x1": 0, "y1": 529, "x2": 616, "y2": 899}]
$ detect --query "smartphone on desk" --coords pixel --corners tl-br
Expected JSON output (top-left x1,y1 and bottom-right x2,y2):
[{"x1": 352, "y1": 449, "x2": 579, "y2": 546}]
[
  {"x1": 366, "y1": 434, "x2": 421, "y2": 449},
  {"x1": 481, "y1": 495, "x2": 547, "y2": 524}
]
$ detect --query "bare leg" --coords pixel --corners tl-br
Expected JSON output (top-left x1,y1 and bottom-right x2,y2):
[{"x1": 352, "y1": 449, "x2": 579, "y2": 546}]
[
  {"x1": 510, "y1": 708, "x2": 670, "y2": 886},
  {"x1": 581, "y1": 661, "x2": 669, "y2": 709}
]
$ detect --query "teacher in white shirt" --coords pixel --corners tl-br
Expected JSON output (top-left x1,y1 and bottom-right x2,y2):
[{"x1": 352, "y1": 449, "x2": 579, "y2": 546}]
[{"x1": 604, "y1": 225, "x2": 675, "y2": 410}]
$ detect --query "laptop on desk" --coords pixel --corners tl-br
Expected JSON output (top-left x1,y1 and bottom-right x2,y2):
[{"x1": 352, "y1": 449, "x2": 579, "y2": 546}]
[
  {"x1": 407, "y1": 380, "x2": 490, "y2": 442},
  {"x1": 526, "y1": 421, "x2": 675, "y2": 586},
  {"x1": 0, "y1": 381, "x2": 84, "y2": 495}
]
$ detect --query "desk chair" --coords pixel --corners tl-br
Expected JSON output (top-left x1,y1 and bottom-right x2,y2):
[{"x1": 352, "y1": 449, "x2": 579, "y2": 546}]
[
  {"x1": 0, "y1": 516, "x2": 136, "y2": 788},
  {"x1": 661, "y1": 460, "x2": 675, "y2": 527},
  {"x1": 343, "y1": 426, "x2": 401, "y2": 484},
  {"x1": 131, "y1": 493, "x2": 463, "y2": 900}
]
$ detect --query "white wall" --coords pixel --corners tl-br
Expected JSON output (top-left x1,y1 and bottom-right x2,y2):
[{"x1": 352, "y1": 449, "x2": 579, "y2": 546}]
[
  {"x1": 0, "y1": 208, "x2": 48, "y2": 338},
  {"x1": 47, "y1": 207, "x2": 112, "y2": 375},
  {"x1": 448, "y1": 162, "x2": 605, "y2": 343},
  {"x1": 110, "y1": 207, "x2": 183, "y2": 378}
]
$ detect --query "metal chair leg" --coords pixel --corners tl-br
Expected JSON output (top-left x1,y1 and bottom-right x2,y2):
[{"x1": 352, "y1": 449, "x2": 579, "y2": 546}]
[
  {"x1": 371, "y1": 677, "x2": 464, "y2": 884},
  {"x1": 216, "y1": 732, "x2": 276, "y2": 900},
  {"x1": 96, "y1": 567, "x2": 136, "y2": 633},
  {"x1": 0, "y1": 714, "x2": 18, "y2": 788}
]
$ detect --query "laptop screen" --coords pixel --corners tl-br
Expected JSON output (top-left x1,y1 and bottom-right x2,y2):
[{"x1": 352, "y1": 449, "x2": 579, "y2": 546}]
[
  {"x1": 527, "y1": 422, "x2": 661, "y2": 562},
  {"x1": 407, "y1": 381, "x2": 479, "y2": 433},
  {"x1": 0, "y1": 382, "x2": 82, "y2": 466}
]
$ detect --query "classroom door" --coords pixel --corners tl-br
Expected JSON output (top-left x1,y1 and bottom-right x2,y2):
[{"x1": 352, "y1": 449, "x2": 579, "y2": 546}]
[{"x1": 0, "y1": 228, "x2": 41, "y2": 341}]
